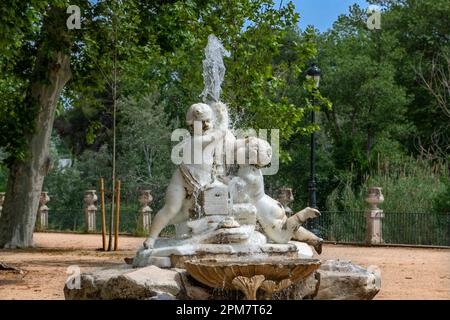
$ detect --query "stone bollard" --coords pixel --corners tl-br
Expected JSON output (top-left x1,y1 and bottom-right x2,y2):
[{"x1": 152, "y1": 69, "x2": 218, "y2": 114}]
[
  {"x1": 84, "y1": 190, "x2": 98, "y2": 232},
  {"x1": 0, "y1": 192, "x2": 5, "y2": 218},
  {"x1": 277, "y1": 187, "x2": 294, "y2": 216},
  {"x1": 138, "y1": 190, "x2": 153, "y2": 233},
  {"x1": 36, "y1": 192, "x2": 50, "y2": 231},
  {"x1": 365, "y1": 187, "x2": 384, "y2": 245}
]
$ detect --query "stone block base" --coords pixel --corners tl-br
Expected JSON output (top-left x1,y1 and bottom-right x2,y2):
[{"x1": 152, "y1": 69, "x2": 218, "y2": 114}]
[{"x1": 64, "y1": 260, "x2": 380, "y2": 300}]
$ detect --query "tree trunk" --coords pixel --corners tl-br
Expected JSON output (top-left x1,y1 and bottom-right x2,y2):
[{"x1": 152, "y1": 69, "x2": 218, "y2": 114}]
[{"x1": 0, "y1": 7, "x2": 72, "y2": 248}]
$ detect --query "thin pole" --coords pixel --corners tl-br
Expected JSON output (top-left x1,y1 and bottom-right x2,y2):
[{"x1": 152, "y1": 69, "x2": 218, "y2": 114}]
[
  {"x1": 308, "y1": 105, "x2": 317, "y2": 209},
  {"x1": 108, "y1": 104, "x2": 116, "y2": 251},
  {"x1": 100, "y1": 178, "x2": 107, "y2": 251},
  {"x1": 114, "y1": 179, "x2": 121, "y2": 251},
  {"x1": 108, "y1": 2, "x2": 118, "y2": 252}
]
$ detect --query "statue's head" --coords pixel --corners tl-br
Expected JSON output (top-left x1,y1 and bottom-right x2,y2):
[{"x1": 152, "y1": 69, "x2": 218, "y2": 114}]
[
  {"x1": 236, "y1": 137, "x2": 272, "y2": 167},
  {"x1": 250, "y1": 137, "x2": 272, "y2": 167},
  {"x1": 277, "y1": 188, "x2": 294, "y2": 203},
  {"x1": 186, "y1": 103, "x2": 214, "y2": 131}
]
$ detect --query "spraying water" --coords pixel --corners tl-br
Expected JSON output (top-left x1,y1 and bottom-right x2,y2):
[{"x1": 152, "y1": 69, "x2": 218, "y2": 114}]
[{"x1": 200, "y1": 34, "x2": 231, "y2": 103}]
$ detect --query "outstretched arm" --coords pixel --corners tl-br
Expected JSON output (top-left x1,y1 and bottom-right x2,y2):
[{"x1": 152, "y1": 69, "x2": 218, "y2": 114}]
[
  {"x1": 201, "y1": 128, "x2": 226, "y2": 147},
  {"x1": 211, "y1": 102, "x2": 229, "y2": 130}
]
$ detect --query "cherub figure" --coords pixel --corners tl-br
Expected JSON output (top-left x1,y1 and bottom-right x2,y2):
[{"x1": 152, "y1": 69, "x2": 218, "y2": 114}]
[
  {"x1": 231, "y1": 137, "x2": 323, "y2": 253},
  {"x1": 143, "y1": 102, "x2": 228, "y2": 249}
]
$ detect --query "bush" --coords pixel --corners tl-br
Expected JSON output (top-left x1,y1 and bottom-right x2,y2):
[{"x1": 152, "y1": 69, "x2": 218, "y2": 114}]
[
  {"x1": 433, "y1": 181, "x2": 450, "y2": 213},
  {"x1": 326, "y1": 155, "x2": 448, "y2": 213}
]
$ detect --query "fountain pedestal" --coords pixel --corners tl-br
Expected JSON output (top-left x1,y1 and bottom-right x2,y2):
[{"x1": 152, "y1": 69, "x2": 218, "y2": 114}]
[
  {"x1": 184, "y1": 257, "x2": 321, "y2": 300},
  {"x1": 133, "y1": 235, "x2": 314, "y2": 269}
]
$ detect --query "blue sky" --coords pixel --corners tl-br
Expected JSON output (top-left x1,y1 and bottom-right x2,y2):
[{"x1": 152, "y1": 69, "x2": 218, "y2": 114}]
[{"x1": 286, "y1": 0, "x2": 369, "y2": 32}]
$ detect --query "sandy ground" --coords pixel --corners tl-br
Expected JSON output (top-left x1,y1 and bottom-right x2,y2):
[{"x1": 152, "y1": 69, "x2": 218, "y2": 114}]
[{"x1": 0, "y1": 232, "x2": 449, "y2": 300}]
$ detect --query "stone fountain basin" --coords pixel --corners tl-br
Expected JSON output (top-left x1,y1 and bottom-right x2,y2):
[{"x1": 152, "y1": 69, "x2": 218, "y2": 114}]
[{"x1": 184, "y1": 257, "x2": 321, "y2": 290}]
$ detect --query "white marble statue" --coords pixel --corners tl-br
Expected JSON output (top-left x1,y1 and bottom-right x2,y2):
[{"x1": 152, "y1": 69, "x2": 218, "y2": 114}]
[
  {"x1": 143, "y1": 103, "x2": 323, "y2": 254},
  {"x1": 143, "y1": 102, "x2": 228, "y2": 249},
  {"x1": 229, "y1": 137, "x2": 323, "y2": 253}
]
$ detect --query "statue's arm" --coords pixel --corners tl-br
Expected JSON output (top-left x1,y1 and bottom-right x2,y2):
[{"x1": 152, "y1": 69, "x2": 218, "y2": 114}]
[
  {"x1": 244, "y1": 168, "x2": 260, "y2": 185},
  {"x1": 201, "y1": 129, "x2": 226, "y2": 147},
  {"x1": 212, "y1": 102, "x2": 228, "y2": 130}
]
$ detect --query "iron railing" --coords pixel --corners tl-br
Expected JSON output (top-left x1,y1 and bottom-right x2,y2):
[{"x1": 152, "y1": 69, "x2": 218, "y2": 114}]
[
  {"x1": 382, "y1": 212, "x2": 450, "y2": 246},
  {"x1": 42, "y1": 206, "x2": 450, "y2": 247},
  {"x1": 307, "y1": 211, "x2": 450, "y2": 247},
  {"x1": 45, "y1": 203, "x2": 141, "y2": 234},
  {"x1": 308, "y1": 211, "x2": 366, "y2": 243}
]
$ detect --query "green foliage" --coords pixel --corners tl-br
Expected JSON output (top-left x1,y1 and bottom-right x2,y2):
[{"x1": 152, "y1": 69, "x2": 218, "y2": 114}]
[
  {"x1": 326, "y1": 155, "x2": 448, "y2": 213},
  {"x1": 0, "y1": 165, "x2": 7, "y2": 192},
  {"x1": 433, "y1": 182, "x2": 450, "y2": 213},
  {"x1": 318, "y1": 4, "x2": 411, "y2": 175},
  {"x1": 325, "y1": 174, "x2": 364, "y2": 213},
  {"x1": 116, "y1": 94, "x2": 176, "y2": 212},
  {"x1": 297, "y1": 1, "x2": 450, "y2": 216},
  {"x1": 0, "y1": 77, "x2": 35, "y2": 163},
  {"x1": 56, "y1": 1, "x2": 319, "y2": 159},
  {"x1": 43, "y1": 93, "x2": 177, "y2": 231},
  {"x1": 323, "y1": 154, "x2": 449, "y2": 245},
  {"x1": 368, "y1": 0, "x2": 450, "y2": 155},
  {"x1": 43, "y1": 135, "x2": 84, "y2": 230},
  {"x1": 0, "y1": 1, "x2": 79, "y2": 165},
  {"x1": 368, "y1": 158, "x2": 447, "y2": 213}
]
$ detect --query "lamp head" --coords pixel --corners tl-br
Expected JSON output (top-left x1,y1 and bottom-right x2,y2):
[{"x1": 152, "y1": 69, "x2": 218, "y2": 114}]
[{"x1": 306, "y1": 63, "x2": 321, "y2": 88}]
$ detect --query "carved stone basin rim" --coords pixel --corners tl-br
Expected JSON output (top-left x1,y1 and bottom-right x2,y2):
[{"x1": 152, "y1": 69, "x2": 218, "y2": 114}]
[{"x1": 184, "y1": 257, "x2": 321, "y2": 290}]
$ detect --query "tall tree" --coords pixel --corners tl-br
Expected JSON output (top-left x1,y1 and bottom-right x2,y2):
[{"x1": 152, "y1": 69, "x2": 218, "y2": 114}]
[
  {"x1": 0, "y1": 2, "x2": 74, "y2": 247},
  {"x1": 317, "y1": 4, "x2": 410, "y2": 175},
  {"x1": 368, "y1": 0, "x2": 450, "y2": 158}
]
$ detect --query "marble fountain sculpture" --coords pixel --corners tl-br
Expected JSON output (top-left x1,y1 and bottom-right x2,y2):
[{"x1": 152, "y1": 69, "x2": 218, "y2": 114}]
[
  {"x1": 64, "y1": 35, "x2": 380, "y2": 301},
  {"x1": 131, "y1": 35, "x2": 324, "y2": 299}
]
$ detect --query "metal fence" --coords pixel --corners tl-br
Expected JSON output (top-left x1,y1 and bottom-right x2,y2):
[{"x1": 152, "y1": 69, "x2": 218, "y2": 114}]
[
  {"x1": 382, "y1": 212, "x2": 450, "y2": 246},
  {"x1": 309, "y1": 211, "x2": 366, "y2": 243},
  {"x1": 43, "y1": 206, "x2": 450, "y2": 247},
  {"x1": 46, "y1": 203, "x2": 141, "y2": 234},
  {"x1": 308, "y1": 211, "x2": 450, "y2": 247}
]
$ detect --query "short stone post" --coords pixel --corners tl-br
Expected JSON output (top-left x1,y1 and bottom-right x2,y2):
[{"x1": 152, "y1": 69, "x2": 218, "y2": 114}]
[
  {"x1": 277, "y1": 187, "x2": 294, "y2": 216},
  {"x1": 365, "y1": 187, "x2": 384, "y2": 245},
  {"x1": 36, "y1": 192, "x2": 50, "y2": 231},
  {"x1": 138, "y1": 190, "x2": 153, "y2": 233},
  {"x1": 0, "y1": 192, "x2": 5, "y2": 218},
  {"x1": 84, "y1": 190, "x2": 98, "y2": 232}
]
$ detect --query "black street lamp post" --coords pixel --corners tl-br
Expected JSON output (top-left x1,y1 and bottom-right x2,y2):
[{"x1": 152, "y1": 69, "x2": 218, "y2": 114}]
[{"x1": 306, "y1": 64, "x2": 321, "y2": 210}]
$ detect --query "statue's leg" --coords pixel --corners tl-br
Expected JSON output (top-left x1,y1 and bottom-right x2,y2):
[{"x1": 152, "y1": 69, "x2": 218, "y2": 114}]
[
  {"x1": 143, "y1": 170, "x2": 186, "y2": 248},
  {"x1": 170, "y1": 198, "x2": 192, "y2": 239},
  {"x1": 257, "y1": 203, "x2": 292, "y2": 243},
  {"x1": 293, "y1": 226, "x2": 323, "y2": 254},
  {"x1": 169, "y1": 198, "x2": 191, "y2": 225},
  {"x1": 293, "y1": 207, "x2": 320, "y2": 224}
]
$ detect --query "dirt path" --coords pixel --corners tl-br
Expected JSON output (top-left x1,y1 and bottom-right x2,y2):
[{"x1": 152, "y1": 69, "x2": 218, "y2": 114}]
[
  {"x1": 320, "y1": 244, "x2": 450, "y2": 299},
  {"x1": 0, "y1": 232, "x2": 449, "y2": 300}
]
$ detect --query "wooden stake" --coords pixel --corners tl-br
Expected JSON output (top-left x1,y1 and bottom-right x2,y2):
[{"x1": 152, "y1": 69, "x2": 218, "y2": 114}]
[
  {"x1": 114, "y1": 179, "x2": 121, "y2": 251},
  {"x1": 99, "y1": 178, "x2": 107, "y2": 251},
  {"x1": 107, "y1": 179, "x2": 115, "y2": 252}
]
